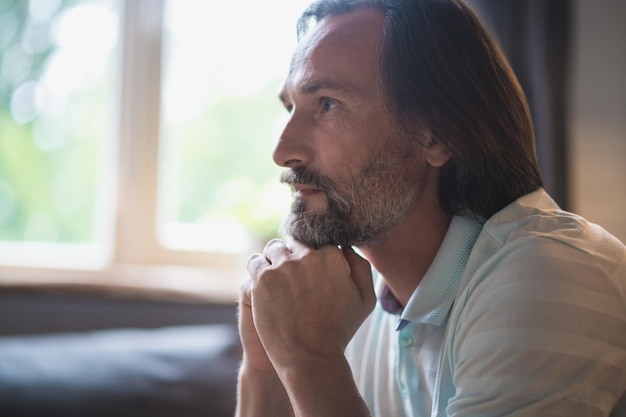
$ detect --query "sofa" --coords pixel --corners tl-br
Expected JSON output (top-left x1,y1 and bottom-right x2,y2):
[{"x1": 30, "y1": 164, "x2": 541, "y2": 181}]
[{"x1": 0, "y1": 288, "x2": 242, "y2": 417}]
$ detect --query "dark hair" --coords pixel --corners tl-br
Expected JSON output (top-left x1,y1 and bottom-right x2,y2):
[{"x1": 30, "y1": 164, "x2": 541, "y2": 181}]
[{"x1": 297, "y1": 0, "x2": 544, "y2": 220}]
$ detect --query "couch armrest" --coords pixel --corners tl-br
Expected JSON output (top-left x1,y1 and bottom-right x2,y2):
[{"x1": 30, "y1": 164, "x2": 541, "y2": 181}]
[{"x1": 0, "y1": 324, "x2": 241, "y2": 417}]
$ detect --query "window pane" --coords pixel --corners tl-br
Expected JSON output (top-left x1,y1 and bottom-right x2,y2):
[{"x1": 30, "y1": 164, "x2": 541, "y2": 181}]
[
  {"x1": 159, "y1": 0, "x2": 311, "y2": 252},
  {"x1": 0, "y1": 0, "x2": 119, "y2": 244}
]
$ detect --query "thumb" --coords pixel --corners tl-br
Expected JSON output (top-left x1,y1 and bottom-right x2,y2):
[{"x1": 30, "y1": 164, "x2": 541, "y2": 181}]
[{"x1": 342, "y1": 246, "x2": 376, "y2": 306}]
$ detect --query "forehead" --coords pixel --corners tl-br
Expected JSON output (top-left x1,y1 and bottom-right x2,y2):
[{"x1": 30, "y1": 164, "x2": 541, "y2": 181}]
[{"x1": 283, "y1": 8, "x2": 386, "y2": 97}]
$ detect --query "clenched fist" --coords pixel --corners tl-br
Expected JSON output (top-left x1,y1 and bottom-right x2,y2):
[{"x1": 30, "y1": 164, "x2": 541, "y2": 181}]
[{"x1": 240, "y1": 239, "x2": 376, "y2": 371}]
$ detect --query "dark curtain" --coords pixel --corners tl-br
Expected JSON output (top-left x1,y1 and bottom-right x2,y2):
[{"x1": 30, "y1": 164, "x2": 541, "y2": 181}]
[{"x1": 466, "y1": 0, "x2": 572, "y2": 209}]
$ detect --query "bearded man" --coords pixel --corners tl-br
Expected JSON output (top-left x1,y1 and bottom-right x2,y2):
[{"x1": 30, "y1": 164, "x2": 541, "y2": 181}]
[{"x1": 236, "y1": 1, "x2": 626, "y2": 416}]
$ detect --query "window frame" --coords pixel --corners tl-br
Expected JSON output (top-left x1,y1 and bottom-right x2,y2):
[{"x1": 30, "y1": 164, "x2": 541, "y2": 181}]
[{"x1": 0, "y1": 0, "x2": 247, "y2": 301}]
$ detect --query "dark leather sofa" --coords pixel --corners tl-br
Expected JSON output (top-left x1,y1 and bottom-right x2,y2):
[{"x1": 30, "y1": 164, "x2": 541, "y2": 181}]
[{"x1": 0, "y1": 289, "x2": 241, "y2": 417}]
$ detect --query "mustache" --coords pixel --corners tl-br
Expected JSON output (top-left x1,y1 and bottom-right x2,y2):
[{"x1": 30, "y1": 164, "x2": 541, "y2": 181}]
[{"x1": 280, "y1": 167, "x2": 335, "y2": 192}]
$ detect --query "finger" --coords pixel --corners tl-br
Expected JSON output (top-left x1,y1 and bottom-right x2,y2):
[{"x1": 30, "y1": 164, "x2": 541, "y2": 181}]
[
  {"x1": 283, "y1": 238, "x2": 315, "y2": 255},
  {"x1": 247, "y1": 253, "x2": 269, "y2": 278},
  {"x1": 239, "y1": 277, "x2": 253, "y2": 307},
  {"x1": 342, "y1": 246, "x2": 375, "y2": 304},
  {"x1": 263, "y1": 239, "x2": 292, "y2": 264}
]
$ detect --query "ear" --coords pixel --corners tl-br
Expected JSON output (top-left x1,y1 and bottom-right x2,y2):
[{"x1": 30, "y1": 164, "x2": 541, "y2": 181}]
[{"x1": 424, "y1": 138, "x2": 452, "y2": 168}]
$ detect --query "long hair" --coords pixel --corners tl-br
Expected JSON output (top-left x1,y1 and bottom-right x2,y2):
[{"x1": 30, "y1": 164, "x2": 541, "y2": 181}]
[{"x1": 297, "y1": 0, "x2": 544, "y2": 220}]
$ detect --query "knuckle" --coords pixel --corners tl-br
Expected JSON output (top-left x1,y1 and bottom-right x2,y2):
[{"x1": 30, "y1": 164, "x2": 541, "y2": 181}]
[
  {"x1": 265, "y1": 238, "x2": 284, "y2": 248},
  {"x1": 263, "y1": 238, "x2": 286, "y2": 255},
  {"x1": 246, "y1": 253, "x2": 265, "y2": 274},
  {"x1": 247, "y1": 252, "x2": 262, "y2": 266}
]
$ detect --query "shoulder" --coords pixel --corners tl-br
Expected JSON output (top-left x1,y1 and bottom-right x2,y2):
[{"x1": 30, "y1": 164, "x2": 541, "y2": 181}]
[
  {"x1": 455, "y1": 222, "x2": 626, "y2": 363},
  {"x1": 456, "y1": 189, "x2": 626, "y2": 353},
  {"x1": 444, "y1": 190, "x2": 626, "y2": 416},
  {"x1": 465, "y1": 188, "x2": 626, "y2": 298}
]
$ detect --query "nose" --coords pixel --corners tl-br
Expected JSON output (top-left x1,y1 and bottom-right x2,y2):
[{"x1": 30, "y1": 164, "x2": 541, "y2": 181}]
[{"x1": 272, "y1": 112, "x2": 313, "y2": 168}]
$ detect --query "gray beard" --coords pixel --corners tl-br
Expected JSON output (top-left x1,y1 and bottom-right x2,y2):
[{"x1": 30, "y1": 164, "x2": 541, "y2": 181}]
[
  {"x1": 280, "y1": 196, "x2": 370, "y2": 249},
  {"x1": 279, "y1": 156, "x2": 419, "y2": 249},
  {"x1": 277, "y1": 124, "x2": 425, "y2": 249}
]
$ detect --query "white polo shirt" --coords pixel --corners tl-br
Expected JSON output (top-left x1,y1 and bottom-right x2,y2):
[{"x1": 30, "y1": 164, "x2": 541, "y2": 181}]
[{"x1": 346, "y1": 188, "x2": 626, "y2": 417}]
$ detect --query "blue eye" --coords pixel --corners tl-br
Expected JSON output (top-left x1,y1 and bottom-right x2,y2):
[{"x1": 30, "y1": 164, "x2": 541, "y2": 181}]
[{"x1": 321, "y1": 98, "x2": 337, "y2": 113}]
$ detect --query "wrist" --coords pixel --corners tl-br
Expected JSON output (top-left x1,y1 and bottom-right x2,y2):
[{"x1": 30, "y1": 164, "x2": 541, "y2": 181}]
[
  {"x1": 236, "y1": 361, "x2": 294, "y2": 417},
  {"x1": 239, "y1": 340, "x2": 276, "y2": 369},
  {"x1": 277, "y1": 354, "x2": 371, "y2": 417},
  {"x1": 239, "y1": 356, "x2": 279, "y2": 379}
]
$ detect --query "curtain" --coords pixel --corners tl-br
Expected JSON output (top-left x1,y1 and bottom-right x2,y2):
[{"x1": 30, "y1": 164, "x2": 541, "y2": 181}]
[{"x1": 466, "y1": 0, "x2": 572, "y2": 209}]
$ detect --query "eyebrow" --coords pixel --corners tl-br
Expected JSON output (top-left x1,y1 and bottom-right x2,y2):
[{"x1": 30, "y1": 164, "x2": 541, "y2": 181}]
[
  {"x1": 279, "y1": 78, "x2": 353, "y2": 105},
  {"x1": 300, "y1": 79, "x2": 351, "y2": 94}
]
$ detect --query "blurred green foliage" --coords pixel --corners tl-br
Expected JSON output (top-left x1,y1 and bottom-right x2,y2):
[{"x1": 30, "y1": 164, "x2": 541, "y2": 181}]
[
  {"x1": 0, "y1": 0, "x2": 290, "y2": 247},
  {"x1": 174, "y1": 79, "x2": 290, "y2": 243},
  {"x1": 0, "y1": 0, "x2": 95, "y2": 243}
]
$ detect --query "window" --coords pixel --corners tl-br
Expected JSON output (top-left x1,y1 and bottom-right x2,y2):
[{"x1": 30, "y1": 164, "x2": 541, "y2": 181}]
[
  {"x1": 0, "y1": 0, "x2": 118, "y2": 268},
  {"x1": 158, "y1": 0, "x2": 303, "y2": 253},
  {"x1": 0, "y1": 0, "x2": 311, "y2": 297}
]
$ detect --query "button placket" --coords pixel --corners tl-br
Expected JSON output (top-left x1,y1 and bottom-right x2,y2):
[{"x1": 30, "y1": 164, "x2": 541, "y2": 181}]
[{"x1": 399, "y1": 327, "x2": 414, "y2": 347}]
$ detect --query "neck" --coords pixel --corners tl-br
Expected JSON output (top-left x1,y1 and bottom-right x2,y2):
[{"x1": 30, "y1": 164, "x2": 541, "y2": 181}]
[{"x1": 359, "y1": 203, "x2": 452, "y2": 307}]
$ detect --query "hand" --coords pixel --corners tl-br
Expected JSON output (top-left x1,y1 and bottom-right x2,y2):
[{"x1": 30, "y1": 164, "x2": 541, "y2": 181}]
[
  {"x1": 238, "y1": 278, "x2": 275, "y2": 372},
  {"x1": 246, "y1": 239, "x2": 376, "y2": 369},
  {"x1": 237, "y1": 279, "x2": 295, "y2": 417}
]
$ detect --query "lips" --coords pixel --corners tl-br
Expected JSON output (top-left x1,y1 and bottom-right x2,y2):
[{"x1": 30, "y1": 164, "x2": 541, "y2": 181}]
[{"x1": 292, "y1": 183, "x2": 324, "y2": 198}]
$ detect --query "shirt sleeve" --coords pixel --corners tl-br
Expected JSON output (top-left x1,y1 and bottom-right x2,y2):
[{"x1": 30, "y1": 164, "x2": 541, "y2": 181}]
[{"x1": 447, "y1": 237, "x2": 626, "y2": 417}]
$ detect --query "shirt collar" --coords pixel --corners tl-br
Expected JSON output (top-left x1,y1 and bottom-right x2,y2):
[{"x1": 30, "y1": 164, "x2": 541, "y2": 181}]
[{"x1": 378, "y1": 215, "x2": 483, "y2": 328}]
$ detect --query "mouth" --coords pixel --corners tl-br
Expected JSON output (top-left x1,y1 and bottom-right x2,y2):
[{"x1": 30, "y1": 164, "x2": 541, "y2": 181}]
[{"x1": 291, "y1": 183, "x2": 324, "y2": 198}]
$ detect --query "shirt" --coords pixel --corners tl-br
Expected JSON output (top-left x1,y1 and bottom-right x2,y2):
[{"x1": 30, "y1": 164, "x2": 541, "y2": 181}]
[{"x1": 345, "y1": 188, "x2": 626, "y2": 417}]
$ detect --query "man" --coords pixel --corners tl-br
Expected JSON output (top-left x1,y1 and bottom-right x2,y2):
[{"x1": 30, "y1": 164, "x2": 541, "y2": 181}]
[{"x1": 236, "y1": 0, "x2": 626, "y2": 416}]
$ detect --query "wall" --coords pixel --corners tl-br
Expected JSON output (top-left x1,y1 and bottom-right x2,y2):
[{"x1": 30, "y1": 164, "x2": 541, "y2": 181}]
[{"x1": 570, "y1": 0, "x2": 626, "y2": 243}]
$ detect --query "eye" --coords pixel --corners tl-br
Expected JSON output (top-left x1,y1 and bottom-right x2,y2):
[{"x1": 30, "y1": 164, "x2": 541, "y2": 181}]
[{"x1": 320, "y1": 97, "x2": 337, "y2": 113}]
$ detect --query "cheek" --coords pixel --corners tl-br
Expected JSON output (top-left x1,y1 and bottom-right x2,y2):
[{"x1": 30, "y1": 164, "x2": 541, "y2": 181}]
[
  {"x1": 318, "y1": 146, "x2": 362, "y2": 183},
  {"x1": 317, "y1": 118, "x2": 403, "y2": 185}
]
